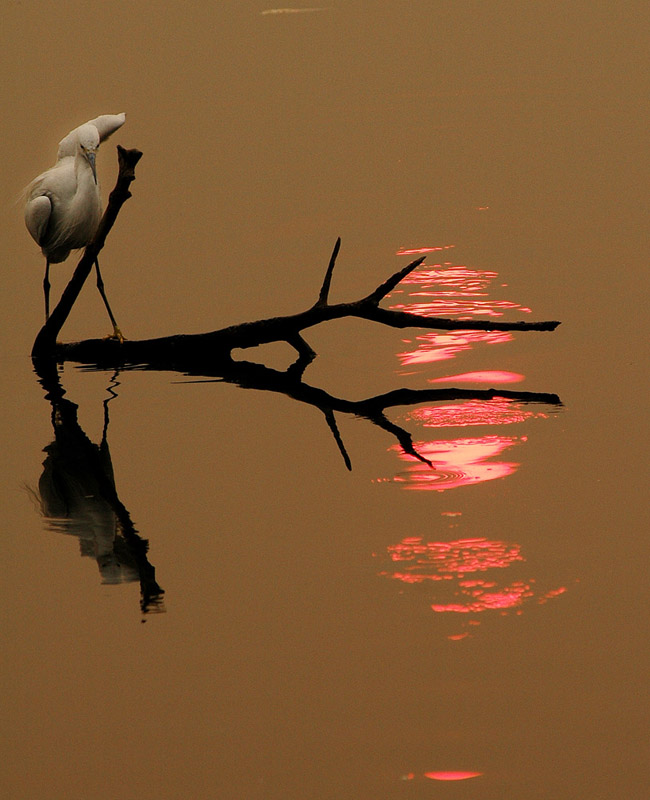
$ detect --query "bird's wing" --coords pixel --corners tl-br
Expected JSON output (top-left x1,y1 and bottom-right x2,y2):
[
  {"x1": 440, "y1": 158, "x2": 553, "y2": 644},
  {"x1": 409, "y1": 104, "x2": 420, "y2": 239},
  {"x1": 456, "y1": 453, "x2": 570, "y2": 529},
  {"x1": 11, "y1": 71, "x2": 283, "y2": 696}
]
[
  {"x1": 24, "y1": 194, "x2": 52, "y2": 246},
  {"x1": 86, "y1": 113, "x2": 126, "y2": 143}
]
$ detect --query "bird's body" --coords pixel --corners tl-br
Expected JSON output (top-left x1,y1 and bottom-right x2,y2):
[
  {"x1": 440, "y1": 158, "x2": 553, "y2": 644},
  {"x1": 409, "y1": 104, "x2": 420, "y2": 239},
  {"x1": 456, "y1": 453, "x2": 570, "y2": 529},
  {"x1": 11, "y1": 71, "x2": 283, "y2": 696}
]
[
  {"x1": 26, "y1": 139, "x2": 102, "y2": 263},
  {"x1": 25, "y1": 114, "x2": 126, "y2": 335}
]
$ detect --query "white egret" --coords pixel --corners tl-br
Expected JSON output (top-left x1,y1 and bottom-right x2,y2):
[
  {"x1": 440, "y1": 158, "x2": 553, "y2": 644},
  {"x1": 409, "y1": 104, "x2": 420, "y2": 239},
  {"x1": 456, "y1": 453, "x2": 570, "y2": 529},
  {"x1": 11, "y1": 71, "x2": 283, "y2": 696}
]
[{"x1": 25, "y1": 113, "x2": 126, "y2": 339}]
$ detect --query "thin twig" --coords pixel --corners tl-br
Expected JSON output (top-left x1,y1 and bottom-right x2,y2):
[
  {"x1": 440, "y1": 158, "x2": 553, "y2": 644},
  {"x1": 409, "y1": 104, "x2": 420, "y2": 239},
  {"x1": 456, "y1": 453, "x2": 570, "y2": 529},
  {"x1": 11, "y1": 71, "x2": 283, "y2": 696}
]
[
  {"x1": 362, "y1": 256, "x2": 426, "y2": 304},
  {"x1": 323, "y1": 409, "x2": 352, "y2": 470},
  {"x1": 315, "y1": 237, "x2": 341, "y2": 307}
]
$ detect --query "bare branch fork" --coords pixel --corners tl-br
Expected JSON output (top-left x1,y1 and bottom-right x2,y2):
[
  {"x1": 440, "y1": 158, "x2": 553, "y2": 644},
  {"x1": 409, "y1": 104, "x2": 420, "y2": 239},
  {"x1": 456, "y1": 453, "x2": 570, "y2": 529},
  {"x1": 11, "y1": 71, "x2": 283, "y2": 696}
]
[
  {"x1": 44, "y1": 235, "x2": 560, "y2": 370},
  {"x1": 164, "y1": 359, "x2": 562, "y2": 470},
  {"x1": 28, "y1": 145, "x2": 559, "y2": 365},
  {"x1": 28, "y1": 145, "x2": 563, "y2": 469}
]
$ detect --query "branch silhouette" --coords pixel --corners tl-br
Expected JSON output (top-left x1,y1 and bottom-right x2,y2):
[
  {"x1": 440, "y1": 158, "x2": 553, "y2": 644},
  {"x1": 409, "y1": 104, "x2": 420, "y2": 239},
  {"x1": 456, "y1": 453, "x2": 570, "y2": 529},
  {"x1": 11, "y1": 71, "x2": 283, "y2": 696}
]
[
  {"x1": 29, "y1": 145, "x2": 562, "y2": 469},
  {"x1": 27, "y1": 145, "x2": 559, "y2": 365},
  {"x1": 112, "y1": 354, "x2": 562, "y2": 470},
  {"x1": 50, "y1": 233, "x2": 560, "y2": 371}
]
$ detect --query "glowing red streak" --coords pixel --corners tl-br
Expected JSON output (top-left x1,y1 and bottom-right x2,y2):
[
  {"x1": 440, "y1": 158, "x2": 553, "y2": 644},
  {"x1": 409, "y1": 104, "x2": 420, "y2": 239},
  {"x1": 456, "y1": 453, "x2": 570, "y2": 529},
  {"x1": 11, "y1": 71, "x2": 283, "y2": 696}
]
[
  {"x1": 431, "y1": 581, "x2": 534, "y2": 613},
  {"x1": 380, "y1": 537, "x2": 568, "y2": 617},
  {"x1": 397, "y1": 265, "x2": 496, "y2": 288},
  {"x1": 393, "y1": 298, "x2": 525, "y2": 318},
  {"x1": 538, "y1": 586, "x2": 568, "y2": 603},
  {"x1": 407, "y1": 399, "x2": 540, "y2": 427},
  {"x1": 425, "y1": 771, "x2": 483, "y2": 781},
  {"x1": 429, "y1": 370, "x2": 525, "y2": 384},
  {"x1": 396, "y1": 245, "x2": 455, "y2": 255},
  {"x1": 389, "y1": 264, "x2": 533, "y2": 367},
  {"x1": 397, "y1": 330, "x2": 512, "y2": 366},
  {"x1": 387, "y1": 537, "x2": 523, "y2": 574},
  {"x1": 390, "y1": 435, "x2": 521, "y2": 490}
]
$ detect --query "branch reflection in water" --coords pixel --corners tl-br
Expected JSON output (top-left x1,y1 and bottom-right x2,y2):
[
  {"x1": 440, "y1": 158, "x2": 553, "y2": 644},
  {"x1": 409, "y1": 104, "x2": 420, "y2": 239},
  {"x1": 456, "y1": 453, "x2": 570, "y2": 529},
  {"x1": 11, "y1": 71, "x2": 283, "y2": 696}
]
[
  {"x1": 122, "y1": 356, "x2": 560, "y2": 474},
  {"x1": 26, "y1": 340, "x2": 559, "y2": 623},
  {"x1": 30, "y1": 361, "x2": 165, "y2": 615},
  {"x1": 376, "y1": 396, "x2": 559, "y2": 490}
]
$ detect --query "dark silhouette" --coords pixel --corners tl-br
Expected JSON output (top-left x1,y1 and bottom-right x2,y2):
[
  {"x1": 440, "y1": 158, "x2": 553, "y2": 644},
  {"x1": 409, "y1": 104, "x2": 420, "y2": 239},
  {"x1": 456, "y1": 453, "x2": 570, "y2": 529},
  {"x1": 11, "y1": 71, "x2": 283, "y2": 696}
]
[
  {"x1": 33, "y1": 359, "x2": 165, "y2": 614},
  {"x1": 29, "y1": 144, "x2": 561, "y2": 470}
]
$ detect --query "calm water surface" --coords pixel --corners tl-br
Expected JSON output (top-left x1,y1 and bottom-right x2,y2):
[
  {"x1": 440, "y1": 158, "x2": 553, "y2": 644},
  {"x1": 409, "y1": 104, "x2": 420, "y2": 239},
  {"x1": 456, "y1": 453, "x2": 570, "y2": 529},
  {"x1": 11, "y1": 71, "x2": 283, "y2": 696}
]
[{"x1": 1, "y1": 3, "x2": 647, "y2": 799}]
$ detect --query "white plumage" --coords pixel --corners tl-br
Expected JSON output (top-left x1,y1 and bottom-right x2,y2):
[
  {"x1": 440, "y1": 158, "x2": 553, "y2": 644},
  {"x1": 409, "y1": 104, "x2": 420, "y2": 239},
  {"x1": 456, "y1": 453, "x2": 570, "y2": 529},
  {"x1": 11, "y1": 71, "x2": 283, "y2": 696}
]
[{"x1": 25, "y1": 113, "x2": 126, "y2": 337}]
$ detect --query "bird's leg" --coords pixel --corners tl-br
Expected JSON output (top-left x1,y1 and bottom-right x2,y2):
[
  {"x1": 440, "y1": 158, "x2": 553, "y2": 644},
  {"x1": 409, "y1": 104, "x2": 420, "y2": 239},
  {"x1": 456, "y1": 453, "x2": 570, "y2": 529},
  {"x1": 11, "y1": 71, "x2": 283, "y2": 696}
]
[
  {"x1": 43, "y1": 260, "x2": 51, "y2": 321},
  {"x1": 94, "y1": 258, "x2": 124, "y2": 342}
]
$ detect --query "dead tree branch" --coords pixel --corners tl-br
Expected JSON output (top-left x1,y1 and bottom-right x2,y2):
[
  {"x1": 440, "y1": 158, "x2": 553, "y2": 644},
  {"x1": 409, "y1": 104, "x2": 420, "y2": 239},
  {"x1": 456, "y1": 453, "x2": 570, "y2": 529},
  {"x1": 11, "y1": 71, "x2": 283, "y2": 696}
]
[
  {"x1": 28, "y1": 144, "x2": 559, "y2": 368},
  {"x1": 51, "y1": 239, "x2": 560, "y2": 371},
  {"x1": 29, "y1": 144, "x2": 562, "y2": 470}
]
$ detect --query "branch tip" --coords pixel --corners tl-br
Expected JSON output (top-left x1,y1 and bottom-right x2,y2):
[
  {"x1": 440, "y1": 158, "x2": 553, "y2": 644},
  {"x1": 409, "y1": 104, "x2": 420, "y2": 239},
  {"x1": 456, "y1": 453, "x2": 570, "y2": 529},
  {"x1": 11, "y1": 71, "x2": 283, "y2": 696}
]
[
  {"x1": 315, "y1": 237, "x2": 341, "y2": 307},
  {"x1": 365, "y1": 255, "x2": 426, "y2": 304},
  {"x1": 324, "y1": 408, "x2": 352, "y2": 470}
]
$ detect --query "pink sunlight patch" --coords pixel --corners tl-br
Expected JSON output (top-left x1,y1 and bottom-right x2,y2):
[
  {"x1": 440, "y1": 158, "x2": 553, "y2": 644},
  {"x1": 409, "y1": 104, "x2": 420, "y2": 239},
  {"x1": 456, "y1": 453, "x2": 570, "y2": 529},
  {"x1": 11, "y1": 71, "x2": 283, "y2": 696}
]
[
  {"x1": 396, "y1": 245, "x2": 455, "y2": 256},
  {"x1": 425, "y1": 771, "x2": 483, "y2": 781},
  {"x1": 429, "y1": 371, "x2": 525, "y2": 384}
]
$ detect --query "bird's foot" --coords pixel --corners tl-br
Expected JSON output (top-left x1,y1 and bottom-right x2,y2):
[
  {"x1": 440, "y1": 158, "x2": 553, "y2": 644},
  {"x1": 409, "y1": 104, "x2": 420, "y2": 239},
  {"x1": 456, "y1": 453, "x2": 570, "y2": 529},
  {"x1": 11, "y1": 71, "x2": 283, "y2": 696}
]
[{"x1": 104, "y1": 326, "x2": 125, "y2": 343}]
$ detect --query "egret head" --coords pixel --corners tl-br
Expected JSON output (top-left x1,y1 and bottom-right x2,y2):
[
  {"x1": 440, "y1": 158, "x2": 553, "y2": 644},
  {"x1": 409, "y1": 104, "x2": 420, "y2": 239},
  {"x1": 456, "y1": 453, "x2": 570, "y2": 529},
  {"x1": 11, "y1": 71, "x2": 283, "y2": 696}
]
[{"x1": 76, "y1": 124, "x2": 100, "y2": 184}]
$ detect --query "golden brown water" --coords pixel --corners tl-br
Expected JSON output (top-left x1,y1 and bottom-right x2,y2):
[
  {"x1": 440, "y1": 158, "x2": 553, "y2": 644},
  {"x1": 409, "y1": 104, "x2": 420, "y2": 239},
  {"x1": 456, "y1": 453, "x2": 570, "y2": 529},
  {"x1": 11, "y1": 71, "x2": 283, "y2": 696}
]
[{"x1": 1, "y1": 3, "x2": 648, "y2": 798}]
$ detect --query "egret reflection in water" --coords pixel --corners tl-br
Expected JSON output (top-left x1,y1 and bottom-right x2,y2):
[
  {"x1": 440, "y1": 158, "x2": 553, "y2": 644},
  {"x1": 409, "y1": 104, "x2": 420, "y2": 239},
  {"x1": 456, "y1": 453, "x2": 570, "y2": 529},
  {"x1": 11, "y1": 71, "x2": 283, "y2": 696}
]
[{"x1": 31, "y1": 364, "x2": 164, "y2": 614}]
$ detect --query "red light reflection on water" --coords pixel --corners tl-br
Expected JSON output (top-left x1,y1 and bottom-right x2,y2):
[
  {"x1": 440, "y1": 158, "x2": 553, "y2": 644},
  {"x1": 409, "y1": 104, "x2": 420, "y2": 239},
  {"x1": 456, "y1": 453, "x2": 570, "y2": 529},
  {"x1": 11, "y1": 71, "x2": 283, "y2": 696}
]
[
  {"x1": 428, "y1": 581, "x2": 569, "y2": 618},
  {"x1": 389, "y1": 435, "x2": 521, "y2": 490},
  {"x1": 398, "y1": 265, "x2": 495, "y2": 290},
  {"x1": 408, "y1": 398, "x2": 545, "y2": 427},
  {"x1": 397, "y1": 330, "x2": 512, "y2": 366},
  {"x1": 425, "y1": 771, "x2": 483, "y2": 781},
  {"x1": 429, "y1": 370, "x2": 525, "y2": 384},
  {"x1": 538, "y1": 586, "x2": 568, "y2": 602},
  {"x1": 396, "y1": 245, "x2": 456, "y2": 256},
  {"x1": 393, "y1": 297, "x2": 529, "y2": 318},
  {"x1": 380, "y1": 536, "x2": 568, "y2": 618},
  {"x1": 431, "y1": 579, "x2": 534, "y2": 613},
  {"x1": 389, "y1": 262, "x2": 531, "y2": 366},
  {"x1": 388, "y1": 537, "x2": 523, "y2": 573}
]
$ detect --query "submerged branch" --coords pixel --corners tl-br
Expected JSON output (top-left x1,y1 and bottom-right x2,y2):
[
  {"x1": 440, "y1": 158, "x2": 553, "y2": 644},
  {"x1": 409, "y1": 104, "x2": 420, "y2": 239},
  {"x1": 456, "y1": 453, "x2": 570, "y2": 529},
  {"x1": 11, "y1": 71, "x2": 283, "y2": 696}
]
[
  {"x1": 52, "y1": 241, "x2": 560, "y2": 370},
  {"x1": 27, "y1": 145, "x2": 562, "y2": 470},
  {"x1": 27, "y1": 144, "x2": 558, "y2": 367}
]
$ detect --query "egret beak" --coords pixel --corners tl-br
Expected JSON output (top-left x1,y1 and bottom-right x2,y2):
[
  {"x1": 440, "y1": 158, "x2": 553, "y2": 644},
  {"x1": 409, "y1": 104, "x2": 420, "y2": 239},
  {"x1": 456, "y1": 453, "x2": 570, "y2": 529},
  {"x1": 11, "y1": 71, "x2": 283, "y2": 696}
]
[{"x1": 86, "y1": 151, "x2": 98, "y2": 184}]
